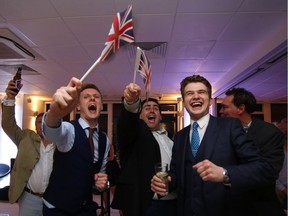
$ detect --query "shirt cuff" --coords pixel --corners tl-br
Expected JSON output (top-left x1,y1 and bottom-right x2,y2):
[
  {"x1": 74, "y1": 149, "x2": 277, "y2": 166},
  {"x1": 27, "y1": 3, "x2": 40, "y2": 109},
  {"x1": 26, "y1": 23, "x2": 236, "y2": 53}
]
[
  {"x1": 124, "y1": 98, "x2": 141, "y2": 113},
  {"x1": 42, "y1": 112, "x2": 62, "y2": 140},
  {"x1": 2, "y1": 96, "x2": 15, "y2": 106}
]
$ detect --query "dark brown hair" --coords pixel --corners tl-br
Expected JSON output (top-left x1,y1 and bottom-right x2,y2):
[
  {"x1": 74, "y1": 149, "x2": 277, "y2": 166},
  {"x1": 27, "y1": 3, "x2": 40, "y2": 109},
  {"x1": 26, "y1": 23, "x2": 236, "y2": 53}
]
[
  {"x1": 180, "y1": 75, "x2": 212, "y2": 99},
  {"x1": 225, "y1": 88, "x2": 257, "y2": 113},
  {"x1": 80, "y1": 83, "x2": 102, "y2": 100},
  {"x1": 141, "y1": 98, "x2": 161, "y2": 112}
]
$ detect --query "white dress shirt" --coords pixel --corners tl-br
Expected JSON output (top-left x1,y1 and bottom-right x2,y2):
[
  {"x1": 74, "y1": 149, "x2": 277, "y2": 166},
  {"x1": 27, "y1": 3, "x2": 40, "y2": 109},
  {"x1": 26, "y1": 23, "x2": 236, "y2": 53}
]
[
  {"x1": 27, "y1": 141, "x2": 55, "y2": 193},
  {"x1": 190, "y1": 113, "x2": 210, "y2": 146}
]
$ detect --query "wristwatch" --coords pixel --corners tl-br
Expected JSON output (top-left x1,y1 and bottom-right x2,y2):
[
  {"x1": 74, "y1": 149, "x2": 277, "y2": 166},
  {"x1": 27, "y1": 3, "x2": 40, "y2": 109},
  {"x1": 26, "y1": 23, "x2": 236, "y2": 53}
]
[{"x1": 223, "y1": 168, "x2": 231, "y2": 186}]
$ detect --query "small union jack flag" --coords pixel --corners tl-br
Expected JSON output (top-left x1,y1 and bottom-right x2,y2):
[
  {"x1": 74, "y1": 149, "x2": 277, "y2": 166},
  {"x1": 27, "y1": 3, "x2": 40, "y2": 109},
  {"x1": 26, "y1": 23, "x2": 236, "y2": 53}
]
[
  {"x1": 99, "y1": 5, "x2": 134, "y2": 62},
  {"x1": 137, "y1": 49, "x2": 152, "y2": 91}
]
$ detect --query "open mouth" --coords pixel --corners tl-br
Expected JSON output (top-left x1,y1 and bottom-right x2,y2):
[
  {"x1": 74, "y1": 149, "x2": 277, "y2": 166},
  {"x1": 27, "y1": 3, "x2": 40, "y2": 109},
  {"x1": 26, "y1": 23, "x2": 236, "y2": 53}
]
[
  {"x1": 147, "y1": 115, "x2": 156, "y2": 123},
  {"x1": 148, "y1": 116, "x2": 156, "y2": 120},
  {"x1": 191, "y1": 102, "x2": 202, "y2": 108},
  {"x1": 88, "y1": 104, "x2": 96, "y2": 111}
]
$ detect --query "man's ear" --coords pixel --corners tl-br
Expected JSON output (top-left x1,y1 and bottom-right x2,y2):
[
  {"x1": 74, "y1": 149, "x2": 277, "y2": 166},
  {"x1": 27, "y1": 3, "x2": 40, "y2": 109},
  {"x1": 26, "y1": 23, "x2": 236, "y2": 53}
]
[
  {"x1": 76, "y1": 103, "x2": 80, "y2": 112},
  {"x1": 238, "y1": 104, "x2": 246, "y2": 114}
]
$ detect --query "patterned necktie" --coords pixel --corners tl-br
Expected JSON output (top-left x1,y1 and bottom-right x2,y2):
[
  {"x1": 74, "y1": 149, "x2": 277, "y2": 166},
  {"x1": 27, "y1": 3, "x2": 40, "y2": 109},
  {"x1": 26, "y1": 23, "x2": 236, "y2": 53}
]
[
  {"x1": 88, "y1": 128, "x2": 96, "y2": 159},
  {"x1": 191, "y1": 122, "x2": 200, "y2": 157}
]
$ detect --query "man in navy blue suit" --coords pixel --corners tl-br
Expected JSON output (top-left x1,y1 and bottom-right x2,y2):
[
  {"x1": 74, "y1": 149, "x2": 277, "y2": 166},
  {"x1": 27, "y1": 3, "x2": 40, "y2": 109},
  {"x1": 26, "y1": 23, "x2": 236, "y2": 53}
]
[
  {"x1": 151, "y1": 75, "x2": 277, "y2": 216},
  {"x1": 220, "y1": 87, "x2": 285, "y2": 216}
]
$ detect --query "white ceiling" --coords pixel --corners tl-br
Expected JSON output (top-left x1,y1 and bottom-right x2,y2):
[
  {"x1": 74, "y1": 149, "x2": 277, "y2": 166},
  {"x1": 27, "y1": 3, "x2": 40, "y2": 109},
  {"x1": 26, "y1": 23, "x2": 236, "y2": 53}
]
[{"x1": 0, "y1": 0, "x2": 286, "y2": 102}]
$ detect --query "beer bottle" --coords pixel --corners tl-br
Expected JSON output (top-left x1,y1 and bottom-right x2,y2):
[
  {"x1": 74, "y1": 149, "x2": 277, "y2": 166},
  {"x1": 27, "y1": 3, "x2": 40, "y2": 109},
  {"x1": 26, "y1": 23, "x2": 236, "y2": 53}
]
[{"x1": 13, "y1": 67, "x2": 23, "y2": 93}]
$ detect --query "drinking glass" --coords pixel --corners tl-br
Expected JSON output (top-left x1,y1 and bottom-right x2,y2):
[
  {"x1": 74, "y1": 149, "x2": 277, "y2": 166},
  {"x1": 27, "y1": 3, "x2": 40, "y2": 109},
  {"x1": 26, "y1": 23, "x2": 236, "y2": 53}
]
[{"x1": 154, "y1": 162, "x2": 168, "y2": 191}]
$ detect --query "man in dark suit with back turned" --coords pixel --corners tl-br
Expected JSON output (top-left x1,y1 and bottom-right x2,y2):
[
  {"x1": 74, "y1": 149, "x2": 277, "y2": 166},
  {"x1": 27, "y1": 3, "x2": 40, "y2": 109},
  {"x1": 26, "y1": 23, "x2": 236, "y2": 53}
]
[
  {"x1": 151, "y1": 75, "x2": 277, "y2": 216},
  {"x1": 219, "y1": 87, "x2": 285, "y2": 216}
]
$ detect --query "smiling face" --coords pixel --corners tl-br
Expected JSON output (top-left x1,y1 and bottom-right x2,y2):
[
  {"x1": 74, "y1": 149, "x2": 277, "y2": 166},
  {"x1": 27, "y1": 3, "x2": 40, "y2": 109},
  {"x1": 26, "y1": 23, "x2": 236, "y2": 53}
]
[
  {"x1": 140, "y1": 100, "x2": 162, "y2": 131},
  {"x1": 183, "y1": 82, "x2": 212, "y2": 121},
  {"x1": 77, "y1": 88, "x2": 103, "y2": 126},
  {"x1": 219, "y1": 95, "x2": 240, "y2": 118}
]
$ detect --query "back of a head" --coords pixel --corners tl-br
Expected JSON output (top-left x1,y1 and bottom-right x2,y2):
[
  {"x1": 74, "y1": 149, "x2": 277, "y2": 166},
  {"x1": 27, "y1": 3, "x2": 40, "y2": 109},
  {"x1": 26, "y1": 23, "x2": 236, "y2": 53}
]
[{"x1": 225, "y1": 88, "x2": 256, "y2": 114}]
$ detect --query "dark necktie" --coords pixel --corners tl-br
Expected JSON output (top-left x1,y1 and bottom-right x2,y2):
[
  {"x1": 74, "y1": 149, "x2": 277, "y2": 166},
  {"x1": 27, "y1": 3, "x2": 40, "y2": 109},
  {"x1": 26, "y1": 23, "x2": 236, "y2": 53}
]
[
  {"x1": 191, "y1": 122, "x2": 200, "y2": 157},
  {"x1": 243, "y1": 126, "x2": 249, "y2": 133},
  {"x1": 88, "y1": 128, "x2": 96, "y2": 159}
]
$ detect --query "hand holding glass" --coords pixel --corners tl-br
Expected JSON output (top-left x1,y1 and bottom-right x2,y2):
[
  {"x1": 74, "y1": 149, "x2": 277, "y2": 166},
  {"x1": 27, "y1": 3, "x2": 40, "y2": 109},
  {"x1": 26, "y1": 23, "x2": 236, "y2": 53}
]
[{"x1": 154, "y1": 162, "x2": 168, "y2": 194}]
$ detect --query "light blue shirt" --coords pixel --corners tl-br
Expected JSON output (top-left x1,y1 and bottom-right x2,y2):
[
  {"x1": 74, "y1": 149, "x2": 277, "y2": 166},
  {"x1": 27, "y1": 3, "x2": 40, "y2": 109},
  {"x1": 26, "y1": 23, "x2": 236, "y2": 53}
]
[{"x1": 42, "y1": 114, "x2": 110, "y2": 173}]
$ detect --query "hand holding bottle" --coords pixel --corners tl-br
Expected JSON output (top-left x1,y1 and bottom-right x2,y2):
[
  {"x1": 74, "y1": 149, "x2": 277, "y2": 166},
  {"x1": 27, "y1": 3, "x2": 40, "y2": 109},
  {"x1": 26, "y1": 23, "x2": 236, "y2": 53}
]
[
  {"x1": 5, "y1": 80, "x2": 19, "y2": 99},
  {"x1": 12, "y1": 67, "x2": 23, "y2": 93}
]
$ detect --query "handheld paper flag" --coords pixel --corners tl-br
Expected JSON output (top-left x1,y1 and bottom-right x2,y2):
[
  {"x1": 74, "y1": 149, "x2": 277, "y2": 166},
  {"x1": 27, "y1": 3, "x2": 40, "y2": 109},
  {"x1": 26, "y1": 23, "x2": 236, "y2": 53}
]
[
  {"x1": 137, "y1": 49, "x2": 152, "y2": 91},
  {"x1": 80, "y1": 5, "x2": 134, "y2": 81},
  {"x1": 99, "y1": 4, "x2": 134, "y2": 62}
]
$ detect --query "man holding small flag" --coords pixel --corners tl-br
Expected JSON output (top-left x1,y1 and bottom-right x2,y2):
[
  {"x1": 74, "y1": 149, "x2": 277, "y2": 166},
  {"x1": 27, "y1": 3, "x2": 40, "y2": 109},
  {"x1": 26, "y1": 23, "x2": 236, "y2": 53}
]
[{"x1": 111, "y1": 48, "x2": 177, "y2": 216}]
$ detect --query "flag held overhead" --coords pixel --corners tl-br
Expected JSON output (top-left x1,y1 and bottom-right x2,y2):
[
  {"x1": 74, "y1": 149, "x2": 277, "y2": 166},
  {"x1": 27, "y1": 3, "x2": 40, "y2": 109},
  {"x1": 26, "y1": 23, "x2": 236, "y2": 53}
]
[
  {"x1": 137, "y1": 48, "x2": 152, "y2": 91},
  {"x1": 100, "y1": 4, "x2": 134, "y2": 62},
  {"x1": 80, "y1": 5, "x2": 134, "y2": 81}
]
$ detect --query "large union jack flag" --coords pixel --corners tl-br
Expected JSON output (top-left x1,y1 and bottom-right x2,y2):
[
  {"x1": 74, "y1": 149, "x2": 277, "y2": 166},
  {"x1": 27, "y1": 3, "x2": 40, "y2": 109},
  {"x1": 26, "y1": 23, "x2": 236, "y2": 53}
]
[
  {"x1": 137, "y1": 49, "x2": 152, "y2": 90},
  {"x1": 99, "y1": 5, "x2": 134, "y2": 62}
]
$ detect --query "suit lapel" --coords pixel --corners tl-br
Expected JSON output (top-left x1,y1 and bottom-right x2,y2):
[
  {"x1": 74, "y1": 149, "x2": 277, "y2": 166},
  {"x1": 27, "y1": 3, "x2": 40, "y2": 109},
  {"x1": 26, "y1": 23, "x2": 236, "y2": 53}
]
[
  {"x1": 202, "y1": 116, "x2": 220, "y2": 159},
  {"x1": 246, "y1": 117, "x2": 258, "y2": 136},
  {"x1": 181, "y1": 126, "x2": 190, "y2": 161},
  {"x1": 32, "y1": 135, "x2": 41, "y2": 155},
  {"x1": 177, "y1": 126, "x2": 190, "y2": 188}
]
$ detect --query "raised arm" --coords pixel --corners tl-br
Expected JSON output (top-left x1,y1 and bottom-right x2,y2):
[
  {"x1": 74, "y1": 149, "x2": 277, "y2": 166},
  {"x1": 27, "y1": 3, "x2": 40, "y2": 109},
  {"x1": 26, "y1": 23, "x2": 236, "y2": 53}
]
[{"x1": 45, "y1": 77, "x2": 82, "y2": 127}]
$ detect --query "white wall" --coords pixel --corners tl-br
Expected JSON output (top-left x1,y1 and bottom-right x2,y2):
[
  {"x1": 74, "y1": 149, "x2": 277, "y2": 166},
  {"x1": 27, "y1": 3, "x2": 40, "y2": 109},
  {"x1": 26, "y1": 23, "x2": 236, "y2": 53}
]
[{"x1": 0, "y1": 94, "x2": 24, "y2": 166}]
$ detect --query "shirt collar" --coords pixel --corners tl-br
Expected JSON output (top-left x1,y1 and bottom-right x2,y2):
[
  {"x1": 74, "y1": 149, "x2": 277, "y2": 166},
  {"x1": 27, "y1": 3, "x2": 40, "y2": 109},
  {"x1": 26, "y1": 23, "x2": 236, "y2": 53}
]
[
  {"x1": 78, "y1": 117, "x2": 99, "y2": 131},
  {"x1": 153, "y1": 127, "x2": 167, "y2": 135},
  {"x1": 191, "y1": 113, "x2": 210, "y2": 129}
]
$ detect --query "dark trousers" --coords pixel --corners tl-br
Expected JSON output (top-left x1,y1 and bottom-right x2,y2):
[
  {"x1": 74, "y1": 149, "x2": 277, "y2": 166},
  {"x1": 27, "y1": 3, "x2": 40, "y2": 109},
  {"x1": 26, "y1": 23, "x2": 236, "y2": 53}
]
[
  {"x1": 145, "y1": 199, "x2": 177, "y2": 216},
  {"x1": 43, "y1": 202, "x2": 98, "y2": 216}
]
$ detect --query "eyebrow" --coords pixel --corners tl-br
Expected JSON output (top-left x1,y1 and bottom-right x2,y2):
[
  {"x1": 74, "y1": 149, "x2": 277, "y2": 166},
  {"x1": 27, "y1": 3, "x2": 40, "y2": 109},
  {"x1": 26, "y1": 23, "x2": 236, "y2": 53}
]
[{"x1": 143, "y1": 104, "x2": 159, "y2": 108}]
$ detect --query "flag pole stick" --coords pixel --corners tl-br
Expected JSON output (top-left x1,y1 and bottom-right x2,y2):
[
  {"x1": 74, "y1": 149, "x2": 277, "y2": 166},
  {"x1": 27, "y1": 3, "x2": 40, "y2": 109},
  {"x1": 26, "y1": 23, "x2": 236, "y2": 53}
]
[
  {"x1": 80, "y1": 57, "x2": 101, "y2": 82},
  {"x1": 133, "y1": 47, "x2": 142, "y2": 83}
]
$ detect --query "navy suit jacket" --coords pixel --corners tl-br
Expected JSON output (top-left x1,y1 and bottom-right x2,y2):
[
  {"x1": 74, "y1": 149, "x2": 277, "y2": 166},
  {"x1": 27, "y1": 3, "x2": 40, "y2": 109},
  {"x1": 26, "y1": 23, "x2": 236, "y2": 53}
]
[
  {"x1": 246, "y1": 117, "x2": 285, "y2": 216},
  {"x1": 169, "y1": 115, "x2": 275, "y2": 216}
]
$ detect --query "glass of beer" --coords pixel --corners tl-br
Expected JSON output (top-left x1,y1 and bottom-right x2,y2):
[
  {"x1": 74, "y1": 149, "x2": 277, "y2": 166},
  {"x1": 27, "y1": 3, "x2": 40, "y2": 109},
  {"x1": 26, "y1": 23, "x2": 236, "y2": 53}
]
[{"x1": 154, "y1": 162, "x2": 168, "y2": 192}]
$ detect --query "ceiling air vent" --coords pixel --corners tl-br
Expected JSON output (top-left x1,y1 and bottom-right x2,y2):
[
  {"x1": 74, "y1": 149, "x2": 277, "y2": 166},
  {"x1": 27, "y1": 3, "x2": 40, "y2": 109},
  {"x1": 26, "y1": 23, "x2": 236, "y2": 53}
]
[
  {"x1": 0, "y1": 36, "x2": 35, "y2": 62},
  {"x1": 0, "y1": 28, "x2": 37, "y2": 63},
  {"x1": 0, "y1": 64, "x2": 40, "y2": 76},
  {"x1": 128, "y1": 42, "x2": 167, "y2": 59}
]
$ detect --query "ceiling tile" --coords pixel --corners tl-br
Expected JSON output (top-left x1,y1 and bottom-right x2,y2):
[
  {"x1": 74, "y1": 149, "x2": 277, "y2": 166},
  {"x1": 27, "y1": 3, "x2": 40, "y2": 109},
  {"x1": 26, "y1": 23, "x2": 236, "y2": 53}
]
[{"x1": 172, "y1": 13, "x2": 233, "y2": 41}]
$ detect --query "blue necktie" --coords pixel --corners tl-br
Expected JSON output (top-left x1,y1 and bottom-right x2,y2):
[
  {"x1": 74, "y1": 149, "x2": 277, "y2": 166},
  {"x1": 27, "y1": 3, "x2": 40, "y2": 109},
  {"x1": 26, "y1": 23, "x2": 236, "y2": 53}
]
[{"x1": 191, "y1": 122, "x2": 200, "y2": 157}]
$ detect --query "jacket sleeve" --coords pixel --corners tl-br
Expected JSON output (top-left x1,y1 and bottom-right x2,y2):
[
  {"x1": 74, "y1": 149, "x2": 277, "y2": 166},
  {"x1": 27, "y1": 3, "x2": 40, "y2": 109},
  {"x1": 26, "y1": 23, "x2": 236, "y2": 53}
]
[{"x1": 1, "y1": 104, "x2": 24, "y2": 147}]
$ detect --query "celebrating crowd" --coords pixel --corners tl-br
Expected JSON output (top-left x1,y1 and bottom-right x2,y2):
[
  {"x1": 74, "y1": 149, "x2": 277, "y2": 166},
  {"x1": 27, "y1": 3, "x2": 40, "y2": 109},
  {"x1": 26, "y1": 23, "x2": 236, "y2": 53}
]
[{"x1": 1, "y1": 74, "x2": 286, "y2": 216}]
